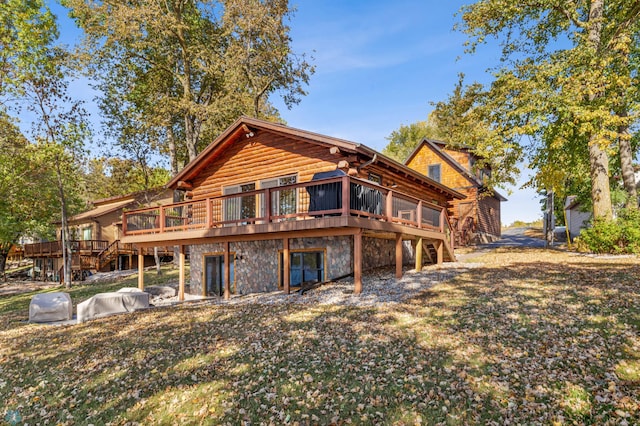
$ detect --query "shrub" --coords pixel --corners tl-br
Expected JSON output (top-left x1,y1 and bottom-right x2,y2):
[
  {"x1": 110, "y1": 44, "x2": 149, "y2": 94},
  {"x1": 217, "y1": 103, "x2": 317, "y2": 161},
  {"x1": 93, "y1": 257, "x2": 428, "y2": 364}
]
[{"x1": 579, "y1": 208, "x2": 640, "y2": 254}]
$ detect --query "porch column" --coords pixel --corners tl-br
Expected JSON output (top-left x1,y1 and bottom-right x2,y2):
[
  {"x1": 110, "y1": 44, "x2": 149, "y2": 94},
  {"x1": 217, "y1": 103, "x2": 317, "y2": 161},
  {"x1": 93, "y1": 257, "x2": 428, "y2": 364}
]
[
  {"x1": 178, "y1": 245, "x2": 185, "y2": 301},
  {"x1": 354, "y1": 231, "x2": 362, "y2": 295},
  {"x1": 395, "y1": 233, "x2": 403, "y2": 279},
  {"x1": 283, "y1": 238, "x2": 290, "y2": 294},
  {"x1": 415, "y1": 237, "x2": 423, "y2": 272},
  {"x1": 435, "y1": 240, "x2": 444, "y2": 265},
  {"x1": 138, "y1": 252, "x2": 144, "y2": 290},
  {"x1": 223, "y1": 242, "x2": 231, "y2": 300}
]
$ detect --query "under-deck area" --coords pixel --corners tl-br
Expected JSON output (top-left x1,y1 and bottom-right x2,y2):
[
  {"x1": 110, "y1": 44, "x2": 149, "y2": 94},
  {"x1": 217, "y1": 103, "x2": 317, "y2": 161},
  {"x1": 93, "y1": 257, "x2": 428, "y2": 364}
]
[{"x1": 122, "y1": 176, "x2": 455, "y2": 300}]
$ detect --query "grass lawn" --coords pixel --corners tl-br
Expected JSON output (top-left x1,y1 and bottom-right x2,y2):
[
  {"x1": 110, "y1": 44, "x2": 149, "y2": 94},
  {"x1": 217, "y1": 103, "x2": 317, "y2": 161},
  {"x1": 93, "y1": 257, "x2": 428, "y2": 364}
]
[{"x1": 1, "y1": 250, "x2": 638, "y2": 425}]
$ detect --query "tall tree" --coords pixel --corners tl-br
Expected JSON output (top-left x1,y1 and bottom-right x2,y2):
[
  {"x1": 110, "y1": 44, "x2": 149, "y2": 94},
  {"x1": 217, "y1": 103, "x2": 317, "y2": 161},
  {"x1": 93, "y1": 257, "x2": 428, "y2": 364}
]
[
  {"x1": 0, "y1": 115, "x2": 59, "y2": 280},
  {"x1": 458, "y1": 0, "x2": 640, "y2": 219},
  {"x1": 64, "y1": 0, "x2": 313, "y2": 172},
  {"x1": 383, "y1": 76, "x2": 521, "y2": 193},
  {"x1": 382, "y1": 118, "x2": 442, "y2": 162},
  {"x1": 0, "y1": 0, "x2": 87, "y2": 285},
  {"x1": 0, "y1": 0, "x2": 88, "y2": 284},
  {"x1": 223, "y1": 0, "x2": 314, "y2": 118},
  {"x1": 84, "y1": 157, "x2": 171, "y2": 201},
  {"x1": 430, "y1": 76, "x2": 522, "y2": 190}
]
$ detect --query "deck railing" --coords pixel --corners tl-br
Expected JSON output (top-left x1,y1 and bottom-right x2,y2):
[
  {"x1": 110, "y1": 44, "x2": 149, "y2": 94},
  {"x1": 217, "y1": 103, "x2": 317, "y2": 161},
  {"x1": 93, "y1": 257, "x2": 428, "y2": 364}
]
[
  {"x1": 123, "y1": 176, "x2": 454, "y2": 243},
  {"x1": 24, "y1": 240, "x2": 110, "y2": 257}
]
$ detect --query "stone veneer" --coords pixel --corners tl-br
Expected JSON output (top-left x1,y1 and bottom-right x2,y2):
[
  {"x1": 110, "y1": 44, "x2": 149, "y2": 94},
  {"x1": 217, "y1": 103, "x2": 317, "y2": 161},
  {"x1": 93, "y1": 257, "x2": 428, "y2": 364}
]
[{"x1": 189, "y1": 235, "x2": 416, "y2": 296}]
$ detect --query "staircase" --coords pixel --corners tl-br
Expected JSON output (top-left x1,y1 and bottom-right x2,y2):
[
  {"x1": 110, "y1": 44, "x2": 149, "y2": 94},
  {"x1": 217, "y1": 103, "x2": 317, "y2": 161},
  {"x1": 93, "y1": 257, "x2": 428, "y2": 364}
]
[{"x1": 97, "y1": 240, "x2": 135, "y2": 271}]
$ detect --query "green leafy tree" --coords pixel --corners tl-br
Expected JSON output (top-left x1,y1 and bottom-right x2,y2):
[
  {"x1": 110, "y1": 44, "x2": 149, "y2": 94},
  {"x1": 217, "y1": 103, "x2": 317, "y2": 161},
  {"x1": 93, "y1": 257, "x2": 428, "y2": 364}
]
[
  {"x1": 457, "y1": 0, "x2": 640, "y2": 219},
  {"x1": 64, "y1": 0, "x2": 314, "y2": 172},
  {"x1": 0, "y1": 116, "x2": 59, "y2": 279},
  {"x1": 382, "y1": 118, "x2": 442, "y2": 162},
  {"x1": 1, "y1": 0, "x2": 90, "y2": 286},
  {"x1": 430, "y1": 76, "x2": 522, "y2": 190},
  {"x1": 84, "y1": 157, "x2": 171, "y2": 201},
  {"x1": 384, "y1": 76, "x2": 521, "y2": 193}
]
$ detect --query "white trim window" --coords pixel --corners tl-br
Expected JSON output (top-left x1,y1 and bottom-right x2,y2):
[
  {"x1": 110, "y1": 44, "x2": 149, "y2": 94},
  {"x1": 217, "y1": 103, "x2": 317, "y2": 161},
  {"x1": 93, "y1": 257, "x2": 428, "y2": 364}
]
[
  {"x1": 223, "y1": 182, "x2": 256, "y2": 222},
  {"x1": 260, "y1": 175, "x2": 297, "y2": 218}
]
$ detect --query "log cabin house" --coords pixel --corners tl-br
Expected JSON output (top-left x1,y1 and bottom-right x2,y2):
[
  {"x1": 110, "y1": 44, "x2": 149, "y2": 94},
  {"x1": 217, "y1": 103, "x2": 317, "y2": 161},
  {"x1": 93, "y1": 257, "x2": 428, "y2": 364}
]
[
  {"x1": 405, "y1": 139, "x2": 506, "y2": 245},
  {"x1": 24, "y1": 188, "x2": 174, "y2": 280},
  {"x1": 122, "y1": 117, "x2": 464, "y2": 299}
]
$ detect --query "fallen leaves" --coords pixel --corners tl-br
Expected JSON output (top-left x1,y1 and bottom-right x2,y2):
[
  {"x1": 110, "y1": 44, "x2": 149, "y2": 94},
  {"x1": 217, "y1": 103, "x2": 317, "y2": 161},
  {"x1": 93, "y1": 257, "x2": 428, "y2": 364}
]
[{"x1": 0, "y1": 249, "x2": 638, "y2": 424}]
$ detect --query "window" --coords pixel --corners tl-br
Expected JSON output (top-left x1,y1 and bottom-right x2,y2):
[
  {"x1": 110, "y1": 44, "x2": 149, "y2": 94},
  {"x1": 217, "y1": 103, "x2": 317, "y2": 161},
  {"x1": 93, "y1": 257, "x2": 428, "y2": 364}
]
[
  {"x1": 367, "y1": 172, "x2": 382, "y2": 185},
  {"x1": 223, "y1": 182, "x2": 256, "y2": 222},
  {"x1": 261, "y1": 175, "x2": 297, "y2": 218},
  {"x1": 82, "y1": 226, "x2": 92, "y2": 241},
  {"x1": 428, "y1": 164, "x2": 441, "y2": 183},
  {"x1": 280, "y1": 250, "x2": 325, "y2": 287}
]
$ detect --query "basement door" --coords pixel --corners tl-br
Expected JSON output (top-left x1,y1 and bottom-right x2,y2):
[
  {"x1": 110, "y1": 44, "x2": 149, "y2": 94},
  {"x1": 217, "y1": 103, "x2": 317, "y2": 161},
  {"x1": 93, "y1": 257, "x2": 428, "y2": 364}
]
[{"x1": 204, "y1": 255, "x2": 234, "y2": 297}]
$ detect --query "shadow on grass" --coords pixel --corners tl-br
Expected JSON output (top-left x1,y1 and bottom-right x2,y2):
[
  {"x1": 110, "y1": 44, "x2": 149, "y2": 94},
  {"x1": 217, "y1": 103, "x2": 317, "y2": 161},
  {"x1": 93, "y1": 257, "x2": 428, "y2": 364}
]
[{"x1": 0, "y1": 254, "x2": 638, "y2": 424}]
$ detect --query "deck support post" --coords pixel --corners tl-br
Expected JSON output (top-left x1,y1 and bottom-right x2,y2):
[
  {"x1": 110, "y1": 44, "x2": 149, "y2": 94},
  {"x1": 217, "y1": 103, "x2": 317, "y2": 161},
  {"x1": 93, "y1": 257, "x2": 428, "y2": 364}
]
[
  {"x1": 435, "y1": 240, "x2": 443, "y2": 265},
  {"x1": 179, "y1": 245, "x2": 186, "y2": 301},
  {"x1": 283, "y1": 238, "x2": 290, "y2": 294},
  {"x1": 224, "y1": 242, "x2": 231, "y2": 300},
  {"x1": 354, "y1": 230, "x2": 363, "y2": 295},
  {"x1": 138, "y1": 252, "x2": 144, "y2": 291},
  {"x1": 415, "y1": 237, "x2": 423, "y2": 272},
  {"x1": 395, "y1": 233, "x2": 403, "y2": 279}
]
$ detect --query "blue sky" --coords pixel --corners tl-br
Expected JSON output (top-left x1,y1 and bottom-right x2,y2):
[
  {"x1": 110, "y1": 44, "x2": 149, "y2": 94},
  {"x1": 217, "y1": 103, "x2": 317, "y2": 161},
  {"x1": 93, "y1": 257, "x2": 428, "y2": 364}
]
[{"x1": 50, "y1": 0, "x2": 542, "y2": 226}]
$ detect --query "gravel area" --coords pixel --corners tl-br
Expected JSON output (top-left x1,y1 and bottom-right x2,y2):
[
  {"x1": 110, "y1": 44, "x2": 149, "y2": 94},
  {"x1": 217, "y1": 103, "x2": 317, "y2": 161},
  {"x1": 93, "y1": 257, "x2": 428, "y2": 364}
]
[{"x1": 169, "y1": 261, "x2": 484, "y2": 308}]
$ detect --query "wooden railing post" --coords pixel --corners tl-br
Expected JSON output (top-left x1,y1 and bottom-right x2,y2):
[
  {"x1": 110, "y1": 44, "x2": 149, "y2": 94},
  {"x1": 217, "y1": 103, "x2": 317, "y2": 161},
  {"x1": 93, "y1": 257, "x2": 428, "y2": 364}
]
[
  {"x1": 122, "y1": 212, "x2": 128, "y2": 235},
  {"x1": 439, "y1": 207, "x2": 445, "y2": 232},
  {"x1": 341, "y1": 176, "x2": 350, "y2": 216},
  {"x1": 206, "y1": 198, "x2": 212, "y2": 228},
  {"x1": 264, "y1": 188, "x2": 271, "y2": 223},
  {"x1": 159, "y1": 207, "x2": 166, "y2": 232},
  {"x1": 416, "y1": 201, "x2": 422, "y2": 229},
  {"x1": 386, "y1": 190, "x2": 393, "y2": 221}
]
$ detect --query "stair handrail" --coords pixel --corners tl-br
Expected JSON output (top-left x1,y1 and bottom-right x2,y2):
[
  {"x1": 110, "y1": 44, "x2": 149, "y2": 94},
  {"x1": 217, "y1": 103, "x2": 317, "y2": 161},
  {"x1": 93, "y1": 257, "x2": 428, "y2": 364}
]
[{"x1": 97, "y1": 240, "x2": 120, "y2": 270}]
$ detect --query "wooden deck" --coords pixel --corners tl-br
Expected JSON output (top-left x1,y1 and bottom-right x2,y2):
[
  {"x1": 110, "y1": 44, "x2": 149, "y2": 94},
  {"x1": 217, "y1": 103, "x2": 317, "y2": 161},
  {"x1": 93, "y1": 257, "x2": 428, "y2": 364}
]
[
  {"x1": 23, "y1": 240, "x2": 174, "y2": 276},
  {"x1": 122, "y1": 176, "x2": 455, "y2": 261}
]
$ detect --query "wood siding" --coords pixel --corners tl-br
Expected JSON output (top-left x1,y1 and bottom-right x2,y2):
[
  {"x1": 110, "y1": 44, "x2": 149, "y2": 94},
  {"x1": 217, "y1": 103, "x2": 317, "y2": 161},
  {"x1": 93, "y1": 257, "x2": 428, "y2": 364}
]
[
  {"x1": 406, "y1": 145, "x2": 471, "y2": 191},
  {"x1": 188, "y1": 131, "x2": 450, "y2": 207},
  {"x1": 477, "y1": 195, "x2": 501, "y2": 237},
  {"x1": 406, "y1": 142, "x2": 502, "y2": 240}
]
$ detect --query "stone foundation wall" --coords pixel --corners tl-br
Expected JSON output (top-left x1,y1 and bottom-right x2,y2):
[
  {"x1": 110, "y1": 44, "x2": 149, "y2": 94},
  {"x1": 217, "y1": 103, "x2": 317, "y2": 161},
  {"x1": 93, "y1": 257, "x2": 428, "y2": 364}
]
[
  {"x1": 189, "y1": 235, "x2": 416, "y2": 296},
  {"x1": 362, "y1": 237, "x2": 415, "y2": 270}
]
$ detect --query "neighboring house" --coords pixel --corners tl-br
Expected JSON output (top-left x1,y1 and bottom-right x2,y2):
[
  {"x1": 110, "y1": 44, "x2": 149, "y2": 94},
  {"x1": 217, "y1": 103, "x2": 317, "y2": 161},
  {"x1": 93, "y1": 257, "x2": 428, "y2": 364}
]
[
  {"x1": 564, "y1": 196, "x2": 592, "y2": 239},
  {"x1": 404, "y1": 139, "x2": 507, "y2": 245},
  {"x1": 122, "y1": 117, "x2": 464, "y2": 299},
  {"x1": 24, "y1": 188, "x2": 174, "y2": 280},
  {"x1": 7, "y1": 244, "x2": 24, "y2": 263}
]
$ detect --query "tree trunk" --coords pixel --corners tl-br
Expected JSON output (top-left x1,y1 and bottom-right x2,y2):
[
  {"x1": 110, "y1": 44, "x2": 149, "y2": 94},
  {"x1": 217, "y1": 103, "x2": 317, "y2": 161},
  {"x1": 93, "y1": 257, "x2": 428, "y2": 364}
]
[
  {"x1": 154, "y1": 246, "x2": 162, "y2": 275},
  {"x1": 185, "y1": 115, "x2": 198, "y2": 162},
  {"x1": 167, "y1": 124, "x2": 179, "y2": 176},
  {"x1": 0, "y1": 251, "x2": 7, "y2": 283},
  {"x1": 588, "y1": 139, "x2": 613, "y2": 220},
  {"x1": 56, "y1": 161, "x2": 73, "y2": 288},
  {"x1": 618, "y1": 117, "x2": 637, "y2": 209},
  {"x1": 586, "y1": 0, "x2": 613, "y2": 220}
]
